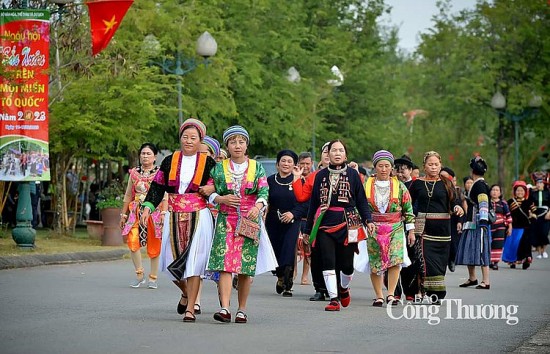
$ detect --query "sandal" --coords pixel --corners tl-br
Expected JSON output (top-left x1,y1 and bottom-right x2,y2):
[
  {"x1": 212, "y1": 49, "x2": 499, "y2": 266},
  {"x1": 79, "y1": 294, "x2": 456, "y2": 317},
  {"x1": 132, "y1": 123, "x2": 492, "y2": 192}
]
[
  {"x1": 213, "y1": 308, "x2": 231, "y2": 323},
  {"x1": 183, "y1": 310, "x2": 196, "y2": 323},
  {"x1": 372, "y1": 298, "x2": 384, "y2": 307},
  {"x1": 177, "y1": 295, "x2": 188, "y2": 315},
  {"x1": 235, "y1": 310, "x2": 247, "y2": 324},
  {"x1": 475, "y1": 282, "x2": 490, "y2": 290},
  {"x1": 386, "y1": 295, "x2": 399, "y2": 306},
  {"x1": 194, "y1": 304, "x2": 201, "y2": 314},
  {"x1": 459, "y1": 279, "x2": 478, "y2": 287}
]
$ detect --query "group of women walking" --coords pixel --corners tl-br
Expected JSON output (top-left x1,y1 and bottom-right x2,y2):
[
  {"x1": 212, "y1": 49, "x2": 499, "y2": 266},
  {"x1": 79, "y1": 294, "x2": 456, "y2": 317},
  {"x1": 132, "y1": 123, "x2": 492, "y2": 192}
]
[
  {"x1": 120, "y1": 118, "x2": 277, "y2": 324},
  {"x1": 117, "y1": 119, "x2": 550, "y2": 322}
]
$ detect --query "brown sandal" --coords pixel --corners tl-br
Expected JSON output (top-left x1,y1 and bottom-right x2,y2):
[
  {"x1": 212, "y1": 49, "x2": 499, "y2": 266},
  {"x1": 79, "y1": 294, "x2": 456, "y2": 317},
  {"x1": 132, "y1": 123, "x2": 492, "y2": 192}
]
[{"x1": 183, "y1": 310, "x2": 196, "y2": 323}]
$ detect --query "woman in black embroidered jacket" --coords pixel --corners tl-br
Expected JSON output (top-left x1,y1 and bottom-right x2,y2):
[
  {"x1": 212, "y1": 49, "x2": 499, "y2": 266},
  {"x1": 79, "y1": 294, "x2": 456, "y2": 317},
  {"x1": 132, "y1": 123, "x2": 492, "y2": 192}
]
[{"x1": 303, "y1": 140, "x2": 374, "y2": 312}]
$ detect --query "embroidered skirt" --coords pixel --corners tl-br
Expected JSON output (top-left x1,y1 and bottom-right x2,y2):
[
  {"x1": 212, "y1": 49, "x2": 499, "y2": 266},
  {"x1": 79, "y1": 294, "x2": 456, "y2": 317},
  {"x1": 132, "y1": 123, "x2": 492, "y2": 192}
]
[{"x1": 159, "y1": 208, "x2": 214, "y2": 281}]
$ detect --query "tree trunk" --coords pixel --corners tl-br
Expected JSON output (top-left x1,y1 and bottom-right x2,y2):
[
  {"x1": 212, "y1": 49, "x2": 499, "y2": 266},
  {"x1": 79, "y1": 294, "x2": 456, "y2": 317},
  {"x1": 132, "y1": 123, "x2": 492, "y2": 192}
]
[{"x1": 497, "y1": 111, "x2": 506, "y2": 193}]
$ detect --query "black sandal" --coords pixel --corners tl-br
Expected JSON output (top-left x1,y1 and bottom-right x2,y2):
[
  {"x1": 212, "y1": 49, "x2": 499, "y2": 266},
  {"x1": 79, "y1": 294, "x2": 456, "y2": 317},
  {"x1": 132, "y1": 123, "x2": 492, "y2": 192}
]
[
  {"x1": 459, "y1": 279, "x2": 478, "y2": 287},
  {"x1": 177, "y1": 295, "x2": 188, "y2": 315},
  {"x1": 386, "y1": 295, "x2": 399, "y2": 306},
  {"x1": 372, "y1": 298, "x2": 384, "y2": 307},
  {"x1": 183, "y1": 310, "x2": 196, "y2": 323},
  {"x1": 194, "y1": 304, "x2": 202, "y2": 314}
]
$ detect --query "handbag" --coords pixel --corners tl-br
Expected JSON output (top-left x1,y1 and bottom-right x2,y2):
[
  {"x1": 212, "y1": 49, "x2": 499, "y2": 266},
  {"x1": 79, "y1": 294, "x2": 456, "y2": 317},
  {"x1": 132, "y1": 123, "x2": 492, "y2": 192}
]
[
  {"x1": 488, "y1": 209, "x2": 497, "y2": 224},
  {"x1": 236, "y1": 216, "x2": 260, "y2": 245}
]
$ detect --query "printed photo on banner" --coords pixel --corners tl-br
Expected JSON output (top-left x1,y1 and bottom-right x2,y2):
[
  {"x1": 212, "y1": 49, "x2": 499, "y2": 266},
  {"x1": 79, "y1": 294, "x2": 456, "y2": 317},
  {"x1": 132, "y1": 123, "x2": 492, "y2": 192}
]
[{"x1": 0, "y1": 9, "x2": 50, "y2": 181}]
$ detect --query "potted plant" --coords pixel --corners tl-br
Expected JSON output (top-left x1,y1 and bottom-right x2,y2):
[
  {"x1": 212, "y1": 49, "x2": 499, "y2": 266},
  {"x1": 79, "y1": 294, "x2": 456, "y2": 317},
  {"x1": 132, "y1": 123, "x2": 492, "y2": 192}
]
[{"x1": 96, "y1": 181, "x2": 125, "y2": 246}]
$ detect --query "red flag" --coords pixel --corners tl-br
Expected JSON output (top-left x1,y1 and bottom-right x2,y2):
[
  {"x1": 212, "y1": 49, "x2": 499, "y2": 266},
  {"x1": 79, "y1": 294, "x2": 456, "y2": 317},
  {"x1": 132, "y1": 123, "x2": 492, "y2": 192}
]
[{"x1": 86, "y1": 0, "x2": 134, "y2": 55}]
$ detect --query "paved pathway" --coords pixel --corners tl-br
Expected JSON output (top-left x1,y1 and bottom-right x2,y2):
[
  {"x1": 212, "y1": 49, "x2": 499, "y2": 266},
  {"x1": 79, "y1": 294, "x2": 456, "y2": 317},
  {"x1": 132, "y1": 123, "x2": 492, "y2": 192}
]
[{"x1": 1, "y1": 255, "x2": 549, "y2": 353}]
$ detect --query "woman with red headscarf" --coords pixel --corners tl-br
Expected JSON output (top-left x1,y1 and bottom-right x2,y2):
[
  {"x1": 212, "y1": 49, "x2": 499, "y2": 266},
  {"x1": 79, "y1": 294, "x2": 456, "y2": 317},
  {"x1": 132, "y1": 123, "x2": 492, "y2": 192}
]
[{"x1": 502, "y1": 181, "x2": 537, "y2": 269}]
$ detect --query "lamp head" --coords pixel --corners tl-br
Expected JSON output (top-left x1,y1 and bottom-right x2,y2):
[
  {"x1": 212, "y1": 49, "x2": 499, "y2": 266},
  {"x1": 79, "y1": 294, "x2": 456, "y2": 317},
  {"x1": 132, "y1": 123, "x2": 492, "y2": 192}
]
[
  {"x1": 196, "y1": 31, "x2": 217, "y2": 59},
  {"x1": 491, "y1": 91, "x2": 506, "y2": 110}
]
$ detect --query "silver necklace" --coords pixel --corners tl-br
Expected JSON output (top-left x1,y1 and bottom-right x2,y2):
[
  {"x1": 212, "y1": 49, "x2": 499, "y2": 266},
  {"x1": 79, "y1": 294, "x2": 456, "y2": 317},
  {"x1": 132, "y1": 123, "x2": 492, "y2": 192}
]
[
  {"x1": 274, "y1": 174, "x2": 293, "y2": 191},
  {"x1": 374, "y1": 180, "x2": 390, "y2": 212}
]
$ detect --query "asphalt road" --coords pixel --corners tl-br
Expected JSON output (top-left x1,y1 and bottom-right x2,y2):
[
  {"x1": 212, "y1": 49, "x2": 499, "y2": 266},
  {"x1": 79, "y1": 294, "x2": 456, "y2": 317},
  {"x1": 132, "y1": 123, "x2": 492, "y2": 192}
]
[{"x1": 1, "y1": 256, "x2": 549, "y2": 354}]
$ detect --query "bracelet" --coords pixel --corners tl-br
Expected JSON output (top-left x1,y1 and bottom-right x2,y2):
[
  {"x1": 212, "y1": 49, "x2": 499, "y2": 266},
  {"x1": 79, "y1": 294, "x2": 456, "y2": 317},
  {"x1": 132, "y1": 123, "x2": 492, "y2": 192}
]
[{"x1": 160, "y1": 211, "x2": 168, "y2": 215}]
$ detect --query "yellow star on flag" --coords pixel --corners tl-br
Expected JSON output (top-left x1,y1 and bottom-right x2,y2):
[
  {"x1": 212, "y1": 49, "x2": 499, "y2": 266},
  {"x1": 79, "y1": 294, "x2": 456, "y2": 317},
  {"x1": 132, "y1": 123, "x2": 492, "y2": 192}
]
[{"x1": 103, "y1": 15, "x2": 118, "y2": 34}]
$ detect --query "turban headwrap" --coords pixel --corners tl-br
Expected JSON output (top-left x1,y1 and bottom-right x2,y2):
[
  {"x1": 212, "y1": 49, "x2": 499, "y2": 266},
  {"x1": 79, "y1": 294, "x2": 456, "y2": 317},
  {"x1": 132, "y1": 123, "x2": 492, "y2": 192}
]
[
  {"x1": 179, "y1": 118, "x2": 206, "y2": 139},
  {"x1": 372, "y1": 150, "x2": 394, "y2": 167},
  {"x1": 202, "y1": 136, "x2": 220, "y2": 158},
  {"x1": 223, "y1": 125, "x2": 249, "y2": 146}
]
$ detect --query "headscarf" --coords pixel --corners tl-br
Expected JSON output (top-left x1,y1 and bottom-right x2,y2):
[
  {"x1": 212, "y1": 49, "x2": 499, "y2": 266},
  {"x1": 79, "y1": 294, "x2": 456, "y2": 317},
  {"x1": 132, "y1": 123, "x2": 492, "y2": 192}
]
[
  {"x1": 321, "y1": 141, "x2": 330, "y2": 154},
  {"x1": 372, "y1": 150, "x2": 394, "y2": 167},
  {"x1": 512, "y1": 180, "x2": 529, "y2": 199},
  {"x1": 531, "y1": 171, "x2": 548, "y2": 185},
  {"x1": 276, "y1": 149, "x2": 298, "y2": 165},
  {"x1": 179, "y1": 118, "x2": 206, "y2": 139},
  {"x1": 202, "y1": 136, "x2": 220, "y2": 158},
  {"x1": 223, "y1": 125, "x2": 249, "y2": 146},
  {"x1": 469, "y1": 156, "x2": 488, "y2": 175},
  {"x1": 219, "y1": 149, "x2": 228, "y2": 160}
]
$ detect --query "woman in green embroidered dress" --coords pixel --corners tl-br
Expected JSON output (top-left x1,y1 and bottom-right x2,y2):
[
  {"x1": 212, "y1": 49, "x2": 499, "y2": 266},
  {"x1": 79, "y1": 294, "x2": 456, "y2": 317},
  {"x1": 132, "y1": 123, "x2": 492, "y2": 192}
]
[
  {"x1": 206, "y1": 125, "x2": 277, "y2": 324},
  {"x1": 364, "y1": 150, "x2": 415, "y2": 307}
]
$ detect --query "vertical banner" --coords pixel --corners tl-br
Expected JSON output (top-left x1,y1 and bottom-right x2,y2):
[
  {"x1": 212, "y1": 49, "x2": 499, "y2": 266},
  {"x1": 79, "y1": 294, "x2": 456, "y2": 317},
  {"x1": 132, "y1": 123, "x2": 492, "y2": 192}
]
[{"x1": 0, "y1": 9, "x2": 50, "y2": 181}]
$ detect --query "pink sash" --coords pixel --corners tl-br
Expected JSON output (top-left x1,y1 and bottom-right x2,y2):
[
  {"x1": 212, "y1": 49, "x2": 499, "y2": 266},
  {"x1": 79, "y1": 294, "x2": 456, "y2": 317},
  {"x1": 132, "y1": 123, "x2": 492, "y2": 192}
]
[{"x1": 168, "y1": 193, "x2": 207, "y2": 213}]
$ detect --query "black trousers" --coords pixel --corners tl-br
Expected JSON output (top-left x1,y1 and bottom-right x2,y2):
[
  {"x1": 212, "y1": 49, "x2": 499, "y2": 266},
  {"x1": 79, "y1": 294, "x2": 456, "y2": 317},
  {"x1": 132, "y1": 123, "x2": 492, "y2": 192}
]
[{"x1": 316, "y1": 230, "x2": 355, "y2": 275}]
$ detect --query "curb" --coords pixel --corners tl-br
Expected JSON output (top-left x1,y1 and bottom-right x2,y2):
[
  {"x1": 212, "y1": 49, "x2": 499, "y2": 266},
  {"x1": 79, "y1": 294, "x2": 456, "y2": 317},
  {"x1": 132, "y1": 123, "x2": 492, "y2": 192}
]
[
  {"x1": 0, "y1": 249, "x2": 128, "y2": 270},
  {"x1": 513, "y1": 321, "x2": 550, "y2": 353}
]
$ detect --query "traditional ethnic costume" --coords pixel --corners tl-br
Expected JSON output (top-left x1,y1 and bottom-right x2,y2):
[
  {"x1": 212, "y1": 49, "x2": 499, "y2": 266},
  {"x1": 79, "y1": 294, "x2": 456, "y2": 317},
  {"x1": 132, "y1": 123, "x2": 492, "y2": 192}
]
[
  {"x1": 265, "y1": 150, "x2": 308, "y2": 296},
  {"x1": 122, "y1": 166, "x2": 163, "y2": 259},
  {"x1": 207, "y1": 157, "x2": 277, "y2": 276},
  {"x1": 528, "y1": 172, "x2": 550, "y2": 252},
  {"x1": 305, "y1": 162, "x2": 372, "y2": 311},
  {"x1": 364, "y1": 176, "x2": 414, "y2": 274},
  {"x1": 409, "y1": 177, "x2": 459, "y2": 299},
  {"x1": 455, "y1": 178, "x2": 492, "y2": 268},
  {"x1": 293, "y1": 166, "x2": 327, "y2": 300},
  {"x1": 142, "y1": 120, "x2": 217, "y2": 281},
  {"x1": 502, "y1": 181, "x2": 536, "y2": 268},
  {"x1": 490, "y1": 199, "x2": 512, "y2": 267}
]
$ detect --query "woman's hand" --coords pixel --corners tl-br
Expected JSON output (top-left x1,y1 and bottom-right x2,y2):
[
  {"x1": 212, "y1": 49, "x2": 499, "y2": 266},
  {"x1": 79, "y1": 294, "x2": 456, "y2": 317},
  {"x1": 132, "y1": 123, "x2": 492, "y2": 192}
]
[
  {"x1": 407, "y1": 230, "x2": 415, "y2": 247},
  {"x1": 348, "y1": 161, "x2": 359, "y2": 171},
  {"x1": 217, "y1": 195, "x2": 241, "y2": 208},
  {"x1": 506, "y1": 224, "x2": 513, "y2": 236},
  {"x1": 454, "y1": 205, "x2": 464, "y2": 217},
  {"x1": 292, "y1": 166, "x2": 303, "y2": 181},
  {"x1": 140, "y1": 208, "x2": 150, "y2": 227},
  {"x1": 366, "y1": 222, "x2": 376, "y2": 236},
  {"x1": 199, "y1": 185, "x2": 215, "y2": 197},
  {"x1": 247, "y1": 205, "x2": 261, "y2": 220},
  {"x1": 302, "y1": 234, "x2": 309, "y2": 245},
  {"x1": 280, "y1": 211, "x2": 294, "y2": 224},
  {"x1": 119, "y1": 213, "x2": 128, "y2": 229}
]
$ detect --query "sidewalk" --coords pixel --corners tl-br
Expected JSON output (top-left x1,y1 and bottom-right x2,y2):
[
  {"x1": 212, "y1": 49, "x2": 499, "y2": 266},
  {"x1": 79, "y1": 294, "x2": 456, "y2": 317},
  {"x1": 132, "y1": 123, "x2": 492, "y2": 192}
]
[{"x1": 0, "y1": 249, "x2": 127, "y2": 270}]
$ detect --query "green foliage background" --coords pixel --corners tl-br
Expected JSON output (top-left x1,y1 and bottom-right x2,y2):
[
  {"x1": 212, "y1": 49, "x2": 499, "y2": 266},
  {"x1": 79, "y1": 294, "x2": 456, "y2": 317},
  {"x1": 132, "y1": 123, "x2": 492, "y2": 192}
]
[{"x1": 4, "y1": 0, "x2": 549, "y2": 196}]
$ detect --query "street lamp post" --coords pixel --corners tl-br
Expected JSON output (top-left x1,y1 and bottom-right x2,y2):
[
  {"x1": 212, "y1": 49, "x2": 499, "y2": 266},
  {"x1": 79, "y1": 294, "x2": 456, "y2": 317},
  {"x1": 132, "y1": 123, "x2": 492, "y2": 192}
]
[
  {"x1": 147, "y1": 32, "x2": 217, "y2": 126},
  {"x1": 491, "y1": 92, "x2": 542, "y2": 181}
]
